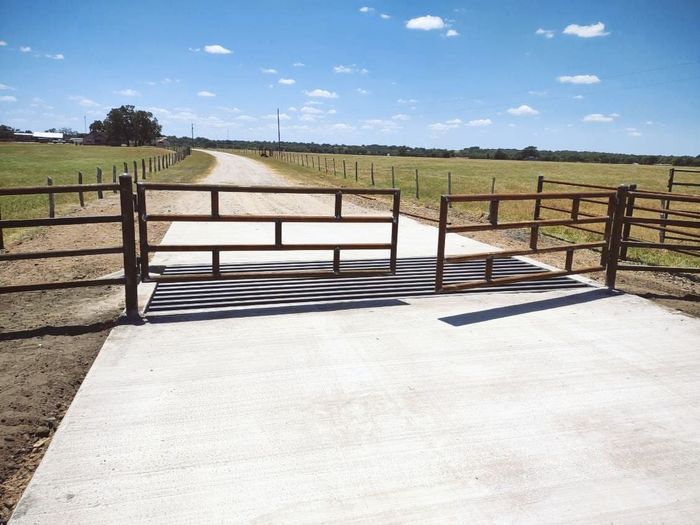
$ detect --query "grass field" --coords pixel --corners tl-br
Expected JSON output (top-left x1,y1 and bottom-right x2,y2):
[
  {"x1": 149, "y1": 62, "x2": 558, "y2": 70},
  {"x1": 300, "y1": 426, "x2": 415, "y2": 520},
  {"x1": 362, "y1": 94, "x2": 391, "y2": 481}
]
[
  {"x1": 0, "y1": 143, "x2": 215, "y2": 242},
  {"x1": 225, "y1": 149, "x2": 699, "y2": 268}
]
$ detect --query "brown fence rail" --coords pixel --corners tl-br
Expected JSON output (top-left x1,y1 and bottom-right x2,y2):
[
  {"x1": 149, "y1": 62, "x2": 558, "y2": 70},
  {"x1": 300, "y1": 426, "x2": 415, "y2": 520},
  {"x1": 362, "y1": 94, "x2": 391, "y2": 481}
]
[
  {"x1": 435, "y1": 191, "x2": 616, "y2": 293},
  {"x1": 606, "y1": 188, "x2": 700, "y2": 287},
  {"x1": 136, "y1": 182, "x2": 401, "y2": 283},
  {"x1": 0, "y1": 174, "x2": 139, "y2": 318}
]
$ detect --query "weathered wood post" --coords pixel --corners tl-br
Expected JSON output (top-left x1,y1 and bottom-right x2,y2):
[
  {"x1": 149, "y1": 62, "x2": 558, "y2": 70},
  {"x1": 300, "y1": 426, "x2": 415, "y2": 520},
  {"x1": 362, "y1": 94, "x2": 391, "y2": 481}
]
[
  {"x1": 324, "y1": 157, "x2": 328, "y2": 173},
  {"x1": 142, "y1": 159, "x2": 147, "y2": 180},
  {"x1": 355, "y1": 161, "x2": 358, "y2": 182},
  {"x1": 112, "y1": 165, "x2": 117, "y2": 193},
  {"x1": 317, "y1": 155, "x2": 321, "y2": 172},
  {"x1": 118, "y1": 174, "x2": 139, "y2": 320},
  {"x1": 96, "y1": 168, "x2": 103, "y2": 198},
  {"x1": 78, "y1": 172, "x2": 85, "y2": 207},
  {"x1": 447, "y1": 171, "x2": 452, "y2": 208},
  {"x1": 123, "y1": 162, "x2": 128, "y2": 174},
  {"x1": 605, "y1": 185, "x2": 630, "y2": 290},
  {"x1": 343, "y1": 160, "x2": 347, "y2": 178},
  {"x1": 371, "y1": 162, "x2": 375, "y2": 186},
  {"x1": 333, "y1": 158, "x2": 336, "y2": 176},
  {"x1": 391, "y1": 166, "x2": 395, "y2": 188},
  {"x1": 47, "y1": 177, "x2": 55, "y2": 217},
  {"x1": 0, "y1": 205, "x2": 4, "y2": 250},
  {"x1": 415, "y1": 169, "x2": 419, "y2": 199},
  {"x1": 133, "y1": 160, "x2": 138, "y2": 181}
]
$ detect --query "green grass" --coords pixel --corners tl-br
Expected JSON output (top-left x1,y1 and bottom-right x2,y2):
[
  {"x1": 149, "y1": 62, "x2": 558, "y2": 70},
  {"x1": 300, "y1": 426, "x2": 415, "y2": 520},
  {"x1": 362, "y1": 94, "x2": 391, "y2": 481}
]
[
  {"x1": 222, "y1": 149, "x2": 699, "y2": 269},
  {"x1": 0, "y1": 143, "x2": 215, "y2": 242}
]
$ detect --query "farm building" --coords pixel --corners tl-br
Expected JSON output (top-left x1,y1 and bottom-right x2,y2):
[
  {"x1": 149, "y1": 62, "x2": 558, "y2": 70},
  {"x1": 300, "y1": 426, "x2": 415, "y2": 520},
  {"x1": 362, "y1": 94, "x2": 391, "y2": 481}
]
[
  {"x1": 83, "y1": 131, "x2": 107, "y2": 145},
  {"x1": 13, "y1": 131, "x2": 64, "y2": 143}
]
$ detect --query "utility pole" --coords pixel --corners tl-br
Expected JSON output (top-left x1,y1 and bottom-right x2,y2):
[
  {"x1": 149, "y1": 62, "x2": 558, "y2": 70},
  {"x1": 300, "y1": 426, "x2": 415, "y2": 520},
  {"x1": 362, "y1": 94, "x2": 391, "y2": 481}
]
[
  {"x1": 277, "y1": 108, "x2": 281, "y2": 154},
  {"x1": 83, "y1": 115, "x2": 87, "y2": 134},
  {"x1": 191, "y1": 123, "x2": 194, "y2": 147}
]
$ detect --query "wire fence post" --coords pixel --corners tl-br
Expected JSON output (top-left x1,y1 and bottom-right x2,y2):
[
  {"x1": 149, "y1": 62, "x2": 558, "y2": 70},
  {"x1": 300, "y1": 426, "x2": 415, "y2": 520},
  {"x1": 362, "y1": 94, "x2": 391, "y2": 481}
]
[
  {"x1": 47, "y1": 177, "x2": 55, "y2": 218},
  {"x1": 78, "y1": 172, "x2": 85, "y2": 207},
  {"x1": 355, "y1": 161, "x2": 358, "y2": 182},
  {"x1": 447, "y1": 171, "x2": 452, "y2": 208},
  {"x1": 371, "y1": 162, "x2": 375, "y2": 186},
  {"x1": 391, "y1": 166, "x2": 395, "y2": 188},
  {"x1": 343, "y1": 160, "x2": 347, "y2": 178},
  {"x1": 112, "y1": 165, "x2": 117, "y2": 193},
  {"x1": 415, "y1": 169, "x2": 419, "y2": 199},
  {"x1": 96, "y1": 168, "x2": 103, "y2": 198}
]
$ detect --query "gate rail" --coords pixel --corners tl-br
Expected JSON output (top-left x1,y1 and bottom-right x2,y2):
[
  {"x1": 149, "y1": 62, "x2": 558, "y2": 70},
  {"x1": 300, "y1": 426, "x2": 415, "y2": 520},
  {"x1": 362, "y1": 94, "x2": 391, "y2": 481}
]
[
  {"x1": 435, "y1": 191, "x2": 616, "y2": 292},
  {"x1": 0, "y1": 174, "x2": 139, "y2": 318},
  {"x1": 136, "y1": 182, "x2": 401, "y2": 283}
]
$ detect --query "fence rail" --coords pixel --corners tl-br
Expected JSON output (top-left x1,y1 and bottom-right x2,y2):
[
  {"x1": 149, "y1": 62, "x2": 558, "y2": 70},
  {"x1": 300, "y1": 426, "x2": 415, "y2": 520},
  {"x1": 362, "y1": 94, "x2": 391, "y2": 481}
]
[
  {"x1": 435, "y1": 191, "x2": 616, "y2": 292},
  {"x1": 136, "y1": 182, "x2": 401, "y2": 283},
  {"x1": 0, "y1": 175, "x2": 139, "y2": 318}
]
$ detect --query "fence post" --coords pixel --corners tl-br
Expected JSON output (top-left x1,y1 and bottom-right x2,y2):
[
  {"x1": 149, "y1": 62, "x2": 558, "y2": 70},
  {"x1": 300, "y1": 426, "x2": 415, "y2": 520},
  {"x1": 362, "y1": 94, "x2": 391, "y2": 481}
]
[
  {"x1": 96, "y1": 168, "x2": 103, "y2": 199},
  {"x1": 324, "y1": 157, "x2": 328, "y2": 173},
  {"x1": 343, "y1": 160, "x2": 347, "y2": 178},
  {"x1": 391, "y1": 166, "x2": 395, "y2": 188},
  {"x1": 118, "y1": 174, "x2": 139, "y2": 320},
  {"x1": 149, "y1": 157, "x2": 152, "y2": 175},
  {"x1": 333, "y1": 158, "x2": 336, "y2": 176},
  {"x1": 123, "y1": 162, "x2": 128, "y2": 174},
  {"x1": 531, "y1": 175, "x2": 544, "y2": 249},
  {"x1": 619, "y1": 184, "x2": 637, "y2": 260},
  {"x1": 317, "y1": 155, "x2": 321, "y2": 172},
  {"x1": 311, "y1": 156, "x2": 314, "y2": 169},
  {"x1": 47, "y1": 177, "x2": 55, "y2": 218},
  {"x1": 112, "y1": 165, "x2": 117, "y2": 193},
  {"x1": 435, "y1": 196, "x2": 449, "y2": 292},
  {"x1": 142, "y1": 159, "x2": 147, "y2": 180},
  {"x1": 0, "y1": 205, "x2": 3, "y2": 250},
  {"x1": 605, "y1": 185, "x2": 629, "y2": 290},
  {"x1": 660, "y1": 168, "x2": 675, "y2": 243},
  {"x1": 447, "y1": 171, "x2": 452, "y2": 208},
  {"x1": 371, "y1": 162, "x2": 375, "y2": 186},
  {"x1": 78, "y1": 172, "x2": 85, "y2": 207},
  {"x1": 355, "y1": 161, "x2": 358, "y2": 182},
  {"x1": 415, "y1": 169, "x2": 419, "y2": 199},
  {"x1": 491, "y1": 177, "x2": 496, "y2": 193},
  {"x1": 133, "y1": 160, "x2": 138, "y2": 181}
]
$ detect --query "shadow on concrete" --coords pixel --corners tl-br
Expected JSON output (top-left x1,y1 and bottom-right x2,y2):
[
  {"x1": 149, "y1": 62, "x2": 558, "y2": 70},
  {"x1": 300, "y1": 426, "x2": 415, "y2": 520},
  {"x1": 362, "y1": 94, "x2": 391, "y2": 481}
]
[
  {"x1": 439, "y1": 288, "x2": 619, "y2": 327},
  {"x1": 146, "y1": 298, "x2": 409, "y2": 324}
]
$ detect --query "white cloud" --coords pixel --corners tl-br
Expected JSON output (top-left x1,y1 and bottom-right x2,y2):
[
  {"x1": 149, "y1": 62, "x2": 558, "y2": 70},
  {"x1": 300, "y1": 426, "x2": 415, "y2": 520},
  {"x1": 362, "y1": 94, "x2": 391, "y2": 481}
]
[
  {"x1": 467, "y1": 118, "x2": 493, "y2": 127},
  {"x1": 332, "y1": 123, "x2": 355, "y2": 130},
  {"x1": 528, "y1": 90, "x2": 547, "y2": 96},
  {"x1": 446, "y1": 29, "x2": 459, "y2": 37},
  {"x1": 115, "y1": 88, "x2": 140, "y2": 96},
  {"x1": 356, "y1": 88, "x2": 369, "y2": 95},
  {"x1": 645, "y1": 120, "x2": 654, "y2": 125},
  {"x1": 263, "y1": 113, "x2": 291, "y2": 120},
  {"x1": 446, "y1": 118, "x2": 462, "y2": 125},
  {"x1": 557, "y1": 74, "x2": 601, "y2": 84},
  {"x1": 278, "y1": 78, "x2": 296, "y2": 85},
  {"x1": 304, "y1": 88, "x2": 338, "y2": 99},
  {"x1": 582, "y1": 113, "x2": 617, "y2": 123},
  {"x1": 392, "y1": 114, "x2": 410, "y2": 121},
  {"x1": 203, "y1": 44, "x2": 232, "y2": 54},
  {"x1": 359, "y1": 6, "x2": 374, "y2": 13},
  {"x1": 362, "y1": 119, "x2": 401, "y2": 132},
  {"x1": 397, "y1": 98, "x2": 417, "y2": 104},
  {"x1": 0, "y1": 95, "x2": 17, "y2": 102},
  {"x1": 626, "y1": 127, "x2": 642, "y2": 137},
  {"x1": 507, "y1": 123, "x2": 517, "y2": 128},
  {"x1": 573, "y1": 95, "x2": 584, "y2": 99},
  {"x1": 535, "y1": 28, "x2": 555, "y2": 39},
  {"x1": 69, "y1": 96, "x2": 100, "y2": 107},
  {"x1": 19, "y1": 46, "x2": 31, "y2": 53},
  {"x1": 217, "y1": 106, "x2": 241, "y2": 113},
  {"x1": 197, "y1": 90, "x2": 216, "y2": 97},
  {"x1": 0, "y1": 40, "x2": 7, "y2": 46},
  {"x1": 380, "y1": 14, "x2": 391, "y2": 19},
  {"x1": 188, "y1": 47, "x2": 201, "y2": 53},
  {"x1": 292, "y1": 62, "x2": 305, "y2": 67},
  {"x1": 301, "y1": 106, "x2": 323, "y2": 115},
  {"x1": 406, "y1": 15, "x2": 445, "y2": 31},
  {"x1": 237, "y1": 115, "x2": 257, "y2": 121},
  {"x1": 288, "y1": 106, "x2": 298, "y2": 112},
  {"x1": 260, "y1": 67, "x2": 278, "y2": 74},
  {"x1": 563, "y1": 22, "x2": 609, "y2": 38},
  {"x1": 507, "y1": 104, "x2": 539, "y2": 116},
  {"x1": 0, "y1": 83, "x2": 14, "y2": 90},
  {"x1": 45, "y1": 53, "x2": 64, "y2": 60},
  {"x1": 333, "y1": 64, "x2": 367, "y2": 74}
]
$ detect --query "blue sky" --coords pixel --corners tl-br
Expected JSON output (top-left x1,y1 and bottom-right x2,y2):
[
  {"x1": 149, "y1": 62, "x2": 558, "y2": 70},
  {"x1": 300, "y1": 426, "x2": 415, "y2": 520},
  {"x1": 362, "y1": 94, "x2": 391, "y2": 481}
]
[{"x1": 1, "y1": 0, "x2": 699, "y2": 155}]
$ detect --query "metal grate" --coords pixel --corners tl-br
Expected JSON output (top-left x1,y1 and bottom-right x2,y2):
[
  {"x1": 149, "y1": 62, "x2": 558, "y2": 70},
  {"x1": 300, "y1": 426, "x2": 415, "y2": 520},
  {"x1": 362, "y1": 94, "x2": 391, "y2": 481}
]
[{"x1": 145, "y1": 257, "x2": 590, "y2": 313}]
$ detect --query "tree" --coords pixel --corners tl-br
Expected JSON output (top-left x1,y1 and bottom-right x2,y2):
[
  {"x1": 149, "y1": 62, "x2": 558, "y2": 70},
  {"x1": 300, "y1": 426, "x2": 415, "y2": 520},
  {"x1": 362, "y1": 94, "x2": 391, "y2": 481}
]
[
  {"x1": 89, "y1": 120, "x2": 105, "y2": 133},
  {"x1": 518, "y1": 145, "x2": 539, "y2": 160},
  {"x1": 93, "y1": 105, "x2": 162, "y2": 146},
  {"x1": 0, "y1": 124, "x2": 15, "y2": 140}
]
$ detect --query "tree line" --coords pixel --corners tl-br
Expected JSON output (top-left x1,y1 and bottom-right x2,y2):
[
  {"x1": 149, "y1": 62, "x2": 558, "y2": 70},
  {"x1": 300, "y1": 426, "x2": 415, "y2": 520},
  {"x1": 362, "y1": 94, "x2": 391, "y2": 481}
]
[{"x1": 163, "y1": 137, "x2": 700, "y2": 167}]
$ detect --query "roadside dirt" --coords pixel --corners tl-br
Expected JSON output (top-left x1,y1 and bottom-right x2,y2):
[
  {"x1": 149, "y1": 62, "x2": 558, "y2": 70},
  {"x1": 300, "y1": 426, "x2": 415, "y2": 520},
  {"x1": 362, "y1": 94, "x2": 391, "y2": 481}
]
[
  {"x1": 1, "y1": 150, "x2": 697, "y2": 522},
  {"x1": 0, "y1": 187, "x2": 194, "y2": 523}
]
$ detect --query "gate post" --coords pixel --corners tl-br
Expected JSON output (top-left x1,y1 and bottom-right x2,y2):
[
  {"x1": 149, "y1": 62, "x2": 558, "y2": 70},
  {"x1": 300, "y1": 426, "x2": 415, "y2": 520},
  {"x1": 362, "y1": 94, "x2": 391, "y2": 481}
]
[
  {"x1": 119, "y1": 174, "x2": 140, "y2": 319},
  {"x1": 435, "y1": 196, "x2": 449, "y2": 292},
  {"x1": 605, "y1": 185, "x2": 629, "y2": 290}
]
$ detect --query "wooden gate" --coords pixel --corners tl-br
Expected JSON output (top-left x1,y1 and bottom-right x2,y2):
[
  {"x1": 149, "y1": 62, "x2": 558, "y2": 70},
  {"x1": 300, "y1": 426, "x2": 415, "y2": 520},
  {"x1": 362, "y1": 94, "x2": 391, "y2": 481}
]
[{"x1": 435, "y1": 191, "x2": 617, "y2": 292}]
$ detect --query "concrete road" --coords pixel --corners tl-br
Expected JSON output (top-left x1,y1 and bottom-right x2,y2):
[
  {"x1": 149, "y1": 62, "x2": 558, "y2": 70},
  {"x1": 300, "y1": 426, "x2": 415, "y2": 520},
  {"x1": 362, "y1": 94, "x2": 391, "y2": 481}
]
[{"x1": 10, "y1": 151, "x2": 700, "y2": 524}]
